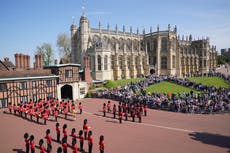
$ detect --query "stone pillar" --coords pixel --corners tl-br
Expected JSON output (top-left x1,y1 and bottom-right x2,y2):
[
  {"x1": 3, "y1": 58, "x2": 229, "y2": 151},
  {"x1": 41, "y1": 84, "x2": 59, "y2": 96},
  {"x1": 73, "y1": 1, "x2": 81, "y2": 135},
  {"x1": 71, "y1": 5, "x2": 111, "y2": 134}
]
[
  {"x1": 113, "y1": 53, "x2": 118, "y2": 80},
  {"x1": 156, "y1": 35, "x2": 161, "y2": 75},
  {"x1": 122, "y1": 54, "x2": 126, "y2": 79}
]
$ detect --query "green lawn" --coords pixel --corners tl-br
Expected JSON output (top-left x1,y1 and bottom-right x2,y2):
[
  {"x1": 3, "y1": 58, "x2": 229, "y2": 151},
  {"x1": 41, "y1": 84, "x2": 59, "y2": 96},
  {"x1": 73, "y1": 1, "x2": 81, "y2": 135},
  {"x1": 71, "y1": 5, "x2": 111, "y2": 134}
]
[
  {"x1": 104, "y1": 78, "x2": 145, "y2": 89},
  {"x1": 145, "y1": 81, "x2": 199, "y2": 94},
  {"x1": 188, "y1": 77, "x2": 230, "y2": 88}
]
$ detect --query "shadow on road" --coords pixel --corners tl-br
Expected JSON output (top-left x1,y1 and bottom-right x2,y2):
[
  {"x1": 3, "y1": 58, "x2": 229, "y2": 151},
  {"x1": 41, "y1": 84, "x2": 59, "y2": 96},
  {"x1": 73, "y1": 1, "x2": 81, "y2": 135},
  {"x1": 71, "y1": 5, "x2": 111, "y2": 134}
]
[
  {"x1": 189, "y1": 132, "x2": 230, "y2": 153},
  {"x1": 12, "y1": 148, "x2": 25, "y2": 153}
]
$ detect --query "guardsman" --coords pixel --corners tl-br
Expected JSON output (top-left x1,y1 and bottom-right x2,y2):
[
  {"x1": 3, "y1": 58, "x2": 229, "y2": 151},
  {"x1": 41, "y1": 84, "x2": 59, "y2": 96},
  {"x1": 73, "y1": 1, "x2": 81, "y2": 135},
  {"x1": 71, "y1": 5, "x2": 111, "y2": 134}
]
[
  {"x1": 61, "y1": 137, "x2": 68, "y2": 153},
  {"x1": 107, "y1": 101, "x2": 111, "y2": 112},
  {"x1": 29, "y1": 135, "x2": 35, "y2": 153},
  {"x1": 24, "y1": 133, "x2": 30, "y2": 153},
  {"x1": 88, "y1": 131, "x2": 93, "y2": 153},
  {"x1": 77, "y1": 130, "x2": 83, "y2": 151},
  {"x1": 103, "y1": 103, "x2": 106, "y2": 117},
  {"x1": 70, "y1": 128, "x2": 77, "y2": 141},
  {"x1": 113, "y1": 104, "x2": 117, "y2": 119},
  {"x1": 45, "y1": 129, "x2": 52, "y2": 146},
  {"x1": 83, "y1": 119, "x2": 90, "y2": 140},
  {"x1": 56, "y1": 122, "x2": 61, "y2": 142},
  {"x1": 78, "y1": 102, "x2": 83, "y2": 114},
  {"x1": 118, "y1": 110, "x2": 122, "y2": 124},
  {"x1": 39, "y1": 139, "x2": 45, "y2": 153},
  {"x1": 63, "y1": 124, "x2": 68, "y2": 140},
  {"x1": 99, "y1": 135, "x2": 105, "y2": 153},
  {"x1": 71, "y1": 138, "x2": 78, "y2": 153}
]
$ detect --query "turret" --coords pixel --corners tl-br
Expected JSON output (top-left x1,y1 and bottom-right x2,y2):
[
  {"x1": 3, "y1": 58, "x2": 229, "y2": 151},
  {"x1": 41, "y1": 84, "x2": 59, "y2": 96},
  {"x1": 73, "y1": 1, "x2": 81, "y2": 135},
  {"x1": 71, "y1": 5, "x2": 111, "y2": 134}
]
[
  {"x1": 70, "y1": 16, "x2": 77, "y2": 62},
  {"x1": 79, "y1": 14, "x2": 89, "y2": 53}
]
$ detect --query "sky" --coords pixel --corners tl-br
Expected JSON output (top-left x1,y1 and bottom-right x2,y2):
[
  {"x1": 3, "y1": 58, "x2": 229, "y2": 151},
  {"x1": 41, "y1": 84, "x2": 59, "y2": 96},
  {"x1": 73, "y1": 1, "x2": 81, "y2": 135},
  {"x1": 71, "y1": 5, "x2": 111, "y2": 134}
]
[{"x1": 0, "y1": 0, "x2": 229, "y2": 64}]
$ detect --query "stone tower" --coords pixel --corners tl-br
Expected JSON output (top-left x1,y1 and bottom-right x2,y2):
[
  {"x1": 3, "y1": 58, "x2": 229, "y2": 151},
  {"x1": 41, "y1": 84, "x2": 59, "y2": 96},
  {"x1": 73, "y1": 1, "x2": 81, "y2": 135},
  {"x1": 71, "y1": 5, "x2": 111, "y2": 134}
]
[
  {"x1": 79, "y1": 15, "x2": 89, "y2": 65},
  {"x1": 70, "y1": 17, "x2": 77, "y2": 63}
]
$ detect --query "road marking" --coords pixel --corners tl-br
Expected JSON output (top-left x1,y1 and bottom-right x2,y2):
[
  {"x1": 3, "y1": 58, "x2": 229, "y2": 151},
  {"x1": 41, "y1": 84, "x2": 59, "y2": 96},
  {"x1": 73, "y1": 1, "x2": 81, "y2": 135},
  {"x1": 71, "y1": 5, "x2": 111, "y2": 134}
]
[{"x1": 83, "y1": 111, "x2": 195, "y2": 133}]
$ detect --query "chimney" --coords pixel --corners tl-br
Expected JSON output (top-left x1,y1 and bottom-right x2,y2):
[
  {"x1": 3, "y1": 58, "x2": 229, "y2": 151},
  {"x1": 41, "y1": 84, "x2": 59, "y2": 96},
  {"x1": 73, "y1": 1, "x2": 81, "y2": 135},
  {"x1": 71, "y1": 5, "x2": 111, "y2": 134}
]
[
  {"x1": 26, "y1": 55, "x2": 30, "y2": 69},
  {"x1": 35, "y1": 54, "x2": 38, "y2": 69},
  {"x1": 15, "y1": 54, "x2": 19, "y2": 68},
  {"x1": 84, "y1": 56, "x2": 92, "y2": 83},
  {"x1": 34, "y1": 54, "x2": 43, "y2": 69},
  {"x1": 19, "y1": 54, "x2": 22, "y2": 69},
  {"x1": 23, "y1": 54, "x2": 26, "y2": 69},
  {"x1": 39, "y1": 54, "x2": 43, "y2": 68},
  {"x1": 4, "y1": 57, "x2": 9, "y2": 62}
]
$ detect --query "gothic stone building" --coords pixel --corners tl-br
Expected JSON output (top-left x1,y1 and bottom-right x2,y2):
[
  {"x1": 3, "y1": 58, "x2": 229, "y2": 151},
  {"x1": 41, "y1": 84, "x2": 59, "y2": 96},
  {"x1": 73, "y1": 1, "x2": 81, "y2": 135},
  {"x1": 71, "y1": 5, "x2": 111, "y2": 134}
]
[{"x1": 71, "y1": 15, "x2": 217, "y2": 80}]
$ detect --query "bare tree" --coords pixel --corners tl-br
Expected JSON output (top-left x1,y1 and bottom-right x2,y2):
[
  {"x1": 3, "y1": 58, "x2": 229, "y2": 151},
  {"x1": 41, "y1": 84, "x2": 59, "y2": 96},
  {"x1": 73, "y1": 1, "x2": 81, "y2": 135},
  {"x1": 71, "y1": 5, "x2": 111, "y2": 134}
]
[
  {"x1": 57, "y1": 33, "x2": 71, "y2": 63},
  {"x1": 36, "y1": 43, "x2": 54, "y2": 66}
]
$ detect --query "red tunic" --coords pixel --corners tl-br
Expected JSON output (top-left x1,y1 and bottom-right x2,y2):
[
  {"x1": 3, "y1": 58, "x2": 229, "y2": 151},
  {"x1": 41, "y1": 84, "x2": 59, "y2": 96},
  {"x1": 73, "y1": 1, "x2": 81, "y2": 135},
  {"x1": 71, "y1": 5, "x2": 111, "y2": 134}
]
[
  {"x1": 119, "y1": 112, "x2": 122, "y2": 118},
  {"x1": 99, "y1": 141, "x2": 105, "y2": 151},
  {"x1": 30, "y1": 140, "x2": 35, "y2": 149},
  {"x1": 88, "y1": 136, "x2": 93, "y2": 145},
  {"x1": 45, "y1": 134, "x2": 52, "y2": 144},
  {"x1": 63, "y1": 129, "x2": 67, "y2": 137},
  {"x1": 40, "y1": 145, "x2": 45, "y2": 153},
  {"x1": 25, "y1": 138, "x2": 30, "y2": 147},
  {"x1": 79, "y1": 135, "x2": 84, "y2": 143},
  {"x1": 78, "y1": 104, "x2": 83, "y2": 110},
  {"x1": 103, "y1": 106, "x2": 106, "y2": 112},
  {"x1": 56, "y1": 127, "x2": 60, "y2": 133},
  {"x1": 62, "y1": 142, "x2": 68, "y2": 152},
  {"x1": 72, "y1": 144, "x2": 78, "y2": 153},
  {"x1": 70, "y1": 133, "x2": 77, "y2": 139},
  {"x1": 83, "y1": 124, "x2": 88, "y2": 133}
]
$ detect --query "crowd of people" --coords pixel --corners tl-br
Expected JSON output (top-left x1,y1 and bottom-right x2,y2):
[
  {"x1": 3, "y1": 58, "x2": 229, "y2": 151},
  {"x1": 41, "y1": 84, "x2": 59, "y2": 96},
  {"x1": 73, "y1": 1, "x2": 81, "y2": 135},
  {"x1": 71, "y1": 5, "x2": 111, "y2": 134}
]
[
  {"x1": 102, "y1": 101, "x2": 148, "y2": 123},
  {"x1": 6, "y1": 99, "x2": 83, "y2": 124},
  {"x1": 23, "y1": 119, "x2": 105, "y2": 153},
  {"x1": 94, "y1": 74, "x2": 230, "y2": 114}
]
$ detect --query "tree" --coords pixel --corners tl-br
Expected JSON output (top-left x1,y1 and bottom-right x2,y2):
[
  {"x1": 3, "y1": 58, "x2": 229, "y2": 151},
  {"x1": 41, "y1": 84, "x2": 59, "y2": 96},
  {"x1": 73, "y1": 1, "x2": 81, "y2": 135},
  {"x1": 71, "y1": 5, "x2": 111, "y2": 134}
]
[
  {"x1": 36, "y1": 43, "x2": 54, "y2": 66},
  {"x1": 57, "y1": 33, "x2": 71, "y2": 63},
  {"x1": 217, "y1": 54, "x2": 229, "y2": 65}
]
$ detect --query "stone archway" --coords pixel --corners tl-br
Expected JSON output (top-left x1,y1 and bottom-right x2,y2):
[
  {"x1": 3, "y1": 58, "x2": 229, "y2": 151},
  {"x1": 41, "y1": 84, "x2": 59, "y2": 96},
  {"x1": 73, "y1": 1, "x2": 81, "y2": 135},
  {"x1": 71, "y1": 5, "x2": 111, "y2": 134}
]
[{"x1": 61, "y1": 84, "x2": 73, "y2": 100}]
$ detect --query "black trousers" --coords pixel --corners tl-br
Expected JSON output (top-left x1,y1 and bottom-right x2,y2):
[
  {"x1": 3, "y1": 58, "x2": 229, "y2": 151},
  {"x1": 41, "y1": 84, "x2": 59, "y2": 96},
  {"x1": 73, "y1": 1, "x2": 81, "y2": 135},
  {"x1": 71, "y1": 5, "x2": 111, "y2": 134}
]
[
  {"x1": 57, "y1": 132, "x2": 60, "y2": 142},
  {"x1": 25, "y1": 144, "x2": 29, "y2": 153},
  {"x1": 88, "y1": 144, "x2": 93, "y2": 153},
  {"x1": 31, "y1": 148, "x2": 35, "y2": 153},
  {"x1": 80, "y1": 141, "x2": 84, "y2": 151},
  {"x1": 84, "y1": 132, "x2": 87, "y2": 140},
  {"x1": 100, "y1": 150, "x2": 104, "y2": 153}
]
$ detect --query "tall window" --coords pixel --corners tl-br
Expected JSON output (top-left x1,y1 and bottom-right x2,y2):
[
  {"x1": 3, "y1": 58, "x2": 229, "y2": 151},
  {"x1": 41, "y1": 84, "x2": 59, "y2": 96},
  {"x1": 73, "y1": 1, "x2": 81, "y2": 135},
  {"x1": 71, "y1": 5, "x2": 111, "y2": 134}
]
[
  {"x1": 111, "y1": 55, "x2": 114, "y2": 69},
  {"x1": 20, "y1": 82, "x2": 27, "y2": 89},
  {"x1": 127, "y1": 56, "x2": 130, "y2": 70},
  {"x1": 118, "y1": 55, "x2": 122, "y2": 70},
  {"x1": 20, "y1": 96, "x2": 28, "y2": 103},
  {"x1": 65, "y1": 70, "x2": 73, "y2": 78},
  {"x1": 147, "y1": 41, "x2": 150, "y2": 52},
  {"x1": 161, "y1": 56, "x2": 167, "y2": 69},
  {"x1": 142, "y1": 57, "x2": 145, "y2": 66},
  {"x1": 135, "y1": 56, "x2": 138, "y2": 69},
  {"x1": 32, "y1": 81, "x2": 36, "y2": 88},
  {"x1": 153, "y1": 39, "x2": 157, "y2": 51},
  {"x1": 0, "y1": 83, "x2": 7, "y2": 92},
  {"x1": 171, "y1": 39, "x2": 175, "y2": 52},
  {"x1": 46, "y1": 80, "x2": 52, "y2": 87},
  {"x1": 104, "y1": 55, "x2": 108, "y2": 70},
  {"x1": 173, "y1": 56, "x2": 176, "y2": 68},
  {"x1": 0, "y1": 98, "x2": 8, "y2": 108},
  {"x1": 98, "y1": 55, "x2": 102, "y2": 71},
  {"x1": 161, "y1": 38, "x2": 167, "y2": 53}
]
